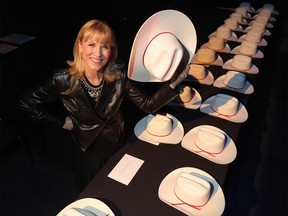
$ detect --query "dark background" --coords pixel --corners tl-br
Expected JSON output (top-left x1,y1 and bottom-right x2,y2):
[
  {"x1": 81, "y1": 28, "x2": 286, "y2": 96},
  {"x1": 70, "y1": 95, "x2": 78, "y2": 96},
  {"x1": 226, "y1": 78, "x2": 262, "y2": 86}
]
[{"x1": 1, "y1": 0, "x2": 287, "y2": 215}]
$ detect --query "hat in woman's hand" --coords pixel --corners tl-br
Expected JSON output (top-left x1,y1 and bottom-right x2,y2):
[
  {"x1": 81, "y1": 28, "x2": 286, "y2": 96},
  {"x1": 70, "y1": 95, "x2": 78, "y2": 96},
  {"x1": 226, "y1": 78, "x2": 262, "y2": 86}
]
[{"x1": 128, "y1": 9, "x2": 197, "y2": 82}]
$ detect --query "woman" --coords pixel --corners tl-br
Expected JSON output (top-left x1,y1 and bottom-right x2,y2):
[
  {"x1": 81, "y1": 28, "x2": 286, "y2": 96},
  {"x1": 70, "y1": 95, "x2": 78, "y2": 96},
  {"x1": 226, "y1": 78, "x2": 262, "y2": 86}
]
[{"x1": 18, "y1": 19, "x2": 188, "y2": 191}]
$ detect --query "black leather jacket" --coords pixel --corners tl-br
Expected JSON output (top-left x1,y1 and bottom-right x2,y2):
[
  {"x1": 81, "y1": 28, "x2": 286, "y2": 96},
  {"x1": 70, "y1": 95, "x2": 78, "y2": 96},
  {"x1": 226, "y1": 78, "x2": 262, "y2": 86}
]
[{"x1": 18, "y1": 69, "x2": 179, "y2": 151}]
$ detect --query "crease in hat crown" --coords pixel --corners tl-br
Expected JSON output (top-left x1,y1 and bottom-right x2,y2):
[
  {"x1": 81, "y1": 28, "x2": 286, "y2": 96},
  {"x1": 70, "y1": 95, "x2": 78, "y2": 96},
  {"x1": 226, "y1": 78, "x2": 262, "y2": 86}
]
[
  {"x1": 146, "y1": 114, "x2": 173, "y2": 137},
  {"x1": 175, "y1": 172, "x2": 211, "y2": 207},
  {"x1": 195, "y1": 127, "x2": 226, "y2": 154},
  {"x1": 143, "y1": 32, "x2": 183, "y2": 81},
  {"x1": 128, "y1": 9, "x2": 197, "y2": 82}
]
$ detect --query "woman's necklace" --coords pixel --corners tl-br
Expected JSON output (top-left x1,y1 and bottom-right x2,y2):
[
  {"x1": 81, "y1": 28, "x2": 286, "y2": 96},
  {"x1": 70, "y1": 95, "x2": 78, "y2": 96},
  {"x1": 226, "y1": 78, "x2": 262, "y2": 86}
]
[{"x1": 80, "y1": 76, "x2": 104, "y2": 102}]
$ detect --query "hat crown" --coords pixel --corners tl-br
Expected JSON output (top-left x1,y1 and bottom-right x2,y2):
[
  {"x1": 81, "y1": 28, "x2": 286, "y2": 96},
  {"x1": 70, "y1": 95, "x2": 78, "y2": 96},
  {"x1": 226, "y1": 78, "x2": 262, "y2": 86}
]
[
  {"x1": 189, "y1": 64, "x2": 206, "y2": 79},
  {"x1": 146, "y1": 114, "x2": 173, "y2": 136},
  {"x1": 196, "y1": 48, "x2": 216, "y2": 63},
  {"x1": 246, "y1": 30, "x2": 262, "y2": 43},
  {"x1": 239, "y1": 41, "x2": 257, "y2": 55},
  {"x1": 235, "y1": 7, "x2": 248, "y2": 16},
  {"x1": 230, "y1": 12, "x2": 243, "y2": 22},
  {"x1": 232, "y1": 54, "x2": 251, "y2": 70},
  {"x1": 175, "y1": 172, "x2": 211, "y2": 206},
  {"x1": 143, "y1": 33, "x2": 183, "y2": 81},
  {"x1": 224, "y1": 71, "x2": 246, "y2": 89},
  {"x1": 216, "y1": 26, "x2": 232, "y2": 39},
  {"x1": 208, "y1": 37, "x2": 225, "y2": 50},
  {"x1": 175, "y1": 86, "x2": 193, "y2": 103},
  {"x1": 212, "y1": 94, "x2": 238, "y2": 116},
  {"x1": 251, "y1": 21, "x2": 266, "y2": 33},
  {"x1": 224, "y1": 18, "x2": 239, "y2": 30},
  {"x1": 195, "y1": 127, "x2": 226, "y2": 153}
]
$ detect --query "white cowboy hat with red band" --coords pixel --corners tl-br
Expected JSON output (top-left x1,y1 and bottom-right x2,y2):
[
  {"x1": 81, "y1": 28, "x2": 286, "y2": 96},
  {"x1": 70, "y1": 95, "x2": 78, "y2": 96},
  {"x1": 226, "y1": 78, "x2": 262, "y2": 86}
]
[
  {"x1": 128, "y1": 9, "x2": 197, "y2": 82},
  {"x1": 166, "y1": 85, "x2": 202, "y2": 110},
  {"x1": 134, "y1": 113, "x2": 184, "y2": 145},
  {"x1": 213, "y1": 71, "x2": 254, "y2": 94},
  {"x1": 158, "y1": 167, "x2": 225, "y2": 216},
  {"x1": 181, "y1": 125, "x2": 237, "y2": 164},
  {"x1": 200, "y1": 93, "x2": 248, "y2": 123}
]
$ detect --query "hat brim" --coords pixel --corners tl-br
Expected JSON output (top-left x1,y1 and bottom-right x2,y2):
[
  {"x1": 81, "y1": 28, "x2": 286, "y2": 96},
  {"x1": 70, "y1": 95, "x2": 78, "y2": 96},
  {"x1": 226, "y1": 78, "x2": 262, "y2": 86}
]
[
  {"x1": 181, "y1": 125, "x2": 237, "y2": 164},
  {"x1": 213, "y1": 74, "x2": 254, "y2": 94},
  {"x1": 200, "y1": 94, "x2": 248, "y2": 123},
  {"x1": 191, "y1": 53, "x2": 223, "y2": 66},
  {"x1": 166, "y1": 88, "x2": 202, "y2": 109},
  {"x1": 128, "y1": 10, "x2": 197, "y2": 82},
  {"x1": 200, "y1": 42, "x2": 231, "y2": 54},
  {"x1": 222, "y1": 58, "x2": 259, "y2": 74},
  {"x1": 237, "y1": 34, "x2": 268, "y2": 46},
  {"x1": 158, "y1": 167, "x2": 225, "y2": 216},
  {"x1": 244, "y1": 26, "x2": 271, "y2": 36},
  {"x1": 56, "y1": 198, "x2": 115, "y2": 216},
  {"x1": 231, "y1": 46, "x2": 264, "y2": 59},
  {"x1": 208, "y1": 31, "x2": 238, "y2": 42},
  {"x1": 134, "y1": 113, "x2": 184, "y2": 145}
]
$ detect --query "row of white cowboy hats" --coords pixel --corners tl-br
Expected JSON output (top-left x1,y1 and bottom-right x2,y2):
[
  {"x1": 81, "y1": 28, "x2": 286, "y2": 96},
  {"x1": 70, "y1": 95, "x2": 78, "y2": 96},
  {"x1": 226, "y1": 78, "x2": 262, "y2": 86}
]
[{"x1": 130, "y1": 5, "x2": 277, "y2": 216}]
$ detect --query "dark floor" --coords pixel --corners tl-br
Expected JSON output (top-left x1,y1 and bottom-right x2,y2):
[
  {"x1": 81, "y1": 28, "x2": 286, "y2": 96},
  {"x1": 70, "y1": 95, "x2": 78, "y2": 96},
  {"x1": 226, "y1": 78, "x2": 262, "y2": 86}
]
[{"x1": 1, "y1": 0, "x2": 287, "y2": 216}]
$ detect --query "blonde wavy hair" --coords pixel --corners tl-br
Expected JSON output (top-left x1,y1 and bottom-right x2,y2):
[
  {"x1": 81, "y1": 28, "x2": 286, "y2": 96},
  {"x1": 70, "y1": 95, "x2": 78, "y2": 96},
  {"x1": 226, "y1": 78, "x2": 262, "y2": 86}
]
[{"x1": 67, "y1": 19, "x2": 122, "y2": 82}]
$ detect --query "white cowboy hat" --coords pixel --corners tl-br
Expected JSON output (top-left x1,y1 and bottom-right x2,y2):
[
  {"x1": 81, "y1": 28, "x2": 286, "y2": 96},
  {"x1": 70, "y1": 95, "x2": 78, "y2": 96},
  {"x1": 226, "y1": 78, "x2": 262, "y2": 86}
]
[
  {"x1": 57, "y1": 198, "x2": 115, "y2": 216},
  {"x1": 185, "y1": 64, "x2": 214, "y2": 85},
  {"x1": 200, "y1": 93, "x2": 248, "y2": 123},
  {"x1": 229, "y1": 12, "x2": 248, "y2": 25},
  {"x1": 213, "y1": 71, "x2": 254, "y2": 94},
  {"x1": 237, "y1": 30, "x2": 268, "y2": 47},
  {"x1": 222, "y1": 54, "x2": 259, "y2": 74},
  {"x1": 244, "y1": 21, "x2": 271, "y2": 36},
  {"x1": 256, "y1": 4, "x2": 280, "y2": 15},
  {"x1": 191, "y1": 48, "x2": 223, "y2": 66},
  {"x1": 128, "y1": 9, "x2": 197, "y2": 82},
  {"x1": 238, "y1": 2, "x2": 256, "y2": 13},
  {"x1": 208, "y1": 25, "x2": 238, "y2": 42},
  {"x1": 158, "y1": 167, "x2": 225, "y2": 216},
  {"x1": 166, "y1": 85, "x2": 202, "y2": 109},
  {"x1": 235, "y1": 7, "x2": 252, "y2": 19},
  {"x1": 223, "y1": 18, "x2": 244, "y2": 32},
  {"x1": 249, "y1": 19, "x2": 273, "y2": 28},
  {"x1": 231, "y1": 40, "x2": 264, "y2": 59},
  {"x1": 134, "y1": 113, "x2": 184, "y2": 145},
  {"x1": 181, "y1": 125, "x2": 237, "y2": 164},
  {"x1": 200, "y1": 37, "x2": 231, "y2": 53}
]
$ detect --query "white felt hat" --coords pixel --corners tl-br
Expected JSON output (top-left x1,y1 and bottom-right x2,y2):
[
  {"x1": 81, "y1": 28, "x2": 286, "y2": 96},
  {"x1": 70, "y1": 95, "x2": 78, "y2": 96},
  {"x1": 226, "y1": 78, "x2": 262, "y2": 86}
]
[
  {"x1": 166, "y1": 85, "x2": 202, "y2": 110},
  {"x1": 222, "y1": 54, "x2": 259, "y2": 74},
  {"x1": 213, "y1": 71, "x2": 254, "y2": 94},
  {"x1": 134, "y1": 113, "x2": 184, "y2": 145},
  {"x1": 185, "y1": 64, "x2": 214, "y2": 85},
  {"x1": 223, "y1": 18, "x2": 243, "y2": 32},
  {"x1": 208, "y1": 26, "x2": 238, "y2": 42},
  {"x1": 191, "y1": 48, "x2": 223, "y2": 66},
  {"x1": 57, "y1": 198, "x2": 115, "y2": 216},
  {"x1": 200, "y1": 93, "x2": 248, "y2": 123},
  {"x1": 181, "y1": 125, "x2": 237, "y2": 164},
  {"x1": 158, "y1": 167, "x2": 225, "y2": 216},
  {"x1": 237, "y1": 30, "x2": 268, "y2": 46},
  {"x1": 128, "y1": 9, "x2": 197, "y2": 82},
  {"x1": 200, "y1": 37, "x2": 231, "y2": 53},
  {"x1": 231, "y1": 40, "x2": 264, "y2": 59}
]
